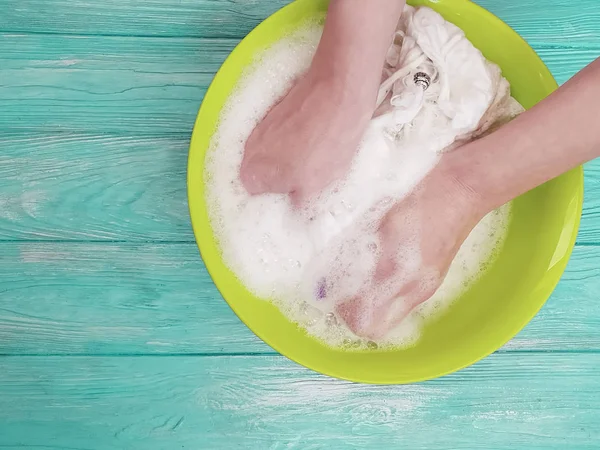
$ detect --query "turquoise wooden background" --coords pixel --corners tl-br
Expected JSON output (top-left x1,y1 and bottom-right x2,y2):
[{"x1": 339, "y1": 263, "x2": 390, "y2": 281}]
[{"x1": 0, "y1": 0, "x2": 599, "y2": 448}]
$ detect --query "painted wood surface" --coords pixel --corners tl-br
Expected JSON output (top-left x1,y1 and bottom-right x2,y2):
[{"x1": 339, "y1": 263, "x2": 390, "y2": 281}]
[
  {"x1": 4, "y1": 135, "x2": 600, "y2": 243},
  {"x1": 1, "y1": 35, "x2": 597, "y2": 135},
  {"x1": 2, "y1": 242, "x2": 600, "y2": 355},
  {"x1": 2, "y1": 0, "x2": 599, "y2": 46},
  {"x1": 2, "y1": 353, "x2": 600, "y2": 450},
  {"x1": 0, "y1": 0, "x2": 599, "y2": 448}
]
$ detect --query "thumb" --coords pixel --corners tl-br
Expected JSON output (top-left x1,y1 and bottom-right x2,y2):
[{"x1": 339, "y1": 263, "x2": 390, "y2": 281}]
[
  {"x1": 288, "y1": 174, "x2": 329, "y2": 208},
  {"x1": 239, "y1": 156, "x2": 290, "y2": 195}
]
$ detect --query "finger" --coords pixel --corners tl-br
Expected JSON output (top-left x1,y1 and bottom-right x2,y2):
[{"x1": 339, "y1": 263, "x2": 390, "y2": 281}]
[
  {"x1": 374, "y1": 213, "x2": 402, "y2": 281},
  {"x1": 289, "y1": 187, "x2": 310, "y2": 208},
  {"x1": 336, "y1": 279, "x2": 426, "y2": 340},
  {"x1": 239, "y1": 156, "x2": 290, "y2": 195},
  {"x1": 335, "y1": 296, "x2": 374, "y2": 338},
  {"x1": 289, "y1": 173, "x2": 331, "y2": 208}
]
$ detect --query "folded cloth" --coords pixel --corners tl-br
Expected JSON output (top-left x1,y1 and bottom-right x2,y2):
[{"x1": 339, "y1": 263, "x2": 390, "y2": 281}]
[{"x1": 374, "y1": 5, "x2": 523, "y2": 144}]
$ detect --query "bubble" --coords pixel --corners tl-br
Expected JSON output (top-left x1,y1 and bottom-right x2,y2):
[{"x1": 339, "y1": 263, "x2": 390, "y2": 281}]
[
  {"x1": 346, "y1": 340, "x2": 363, "y2": 350},
  {"x1": 204, "y1": 16, "x2": 516, "y2": 350},
  {"x1": 299, "y1": 301, "x2": 322, "y2": 326},
  {"x1": 325, "y1": 312, "x2": 338, "y2": 327}
]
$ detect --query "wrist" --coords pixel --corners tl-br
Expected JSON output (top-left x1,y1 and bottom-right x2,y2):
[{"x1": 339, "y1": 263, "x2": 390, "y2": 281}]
[
  {"x1": 309, "y1": 45, "x2": 383, "y2": 110},
  {"x1": 434, "y1": 146, "x2": 490, "y2": 222},
  {"x1": 306, "y1": 62, "x2": 377, "y2": 122}
]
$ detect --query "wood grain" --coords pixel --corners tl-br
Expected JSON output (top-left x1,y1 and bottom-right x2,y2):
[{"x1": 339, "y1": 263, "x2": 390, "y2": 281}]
[
  {"x1": 0, "y1": 0, "x2": 290, "y2": 39},
  {"x1": 1, "y1": 353, "x2": 600, "y2": 449},
  {"x1": 1, "y1": 0, "x2": 598, "y2": 47},
  {"x1": 0, "y1": 0, "x2": 598, "y2": 447},
  {"x1": 0, "y1": 242, "x2": 269, "y2": 355},
  {"x1": 0, "y1": 135, "x2": 191, "y2": 241},
  {"x1": 1, "y1": 35, "x2": 597, "y2": 135},
  {"x1": 579, "y1": 162, "x2": 600, "y2": 244},
  {"x1": 3, "y1": 135, "x2": 600, "y2": 243},
  {"x1": 1, "y1": 242, "x2": 600, "y2": 355},
  {"x1": 0, "y1": 35, "x2": 233, "y2": 135},
  {"x1": 476, "y1": 0, "x2": 600, "y2": 47}
]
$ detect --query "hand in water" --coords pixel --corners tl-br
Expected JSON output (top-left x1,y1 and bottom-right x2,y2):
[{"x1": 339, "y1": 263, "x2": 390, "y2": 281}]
[
  {"x1": 336, "y1": 158, "x2": 483, "y2": 340},
  {"x1": 240, "y1": 69, "x2": 374, "y2": 205},
  {"x1": 239, "y1": 0, "x2": 403, "y2": 206}
]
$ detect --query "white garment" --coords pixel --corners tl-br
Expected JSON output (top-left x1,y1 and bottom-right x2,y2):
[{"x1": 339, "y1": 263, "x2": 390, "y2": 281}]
[{"x1": 374, "y1": 5, "x2": 523, "y2": 144}]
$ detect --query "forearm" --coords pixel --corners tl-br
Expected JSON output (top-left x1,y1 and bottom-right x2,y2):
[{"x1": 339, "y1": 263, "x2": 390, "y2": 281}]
[
  {"x1": 311, "y1": 0, "x2": 406, "y2": 105},
  {"x1": 451, "y1": 57, "x2": 600, "y2": 212}
]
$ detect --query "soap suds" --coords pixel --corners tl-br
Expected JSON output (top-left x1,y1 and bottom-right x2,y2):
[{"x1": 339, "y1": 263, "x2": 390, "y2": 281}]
[{"x1": 205, "y1": 8, "x2": 518, "y2": 349}]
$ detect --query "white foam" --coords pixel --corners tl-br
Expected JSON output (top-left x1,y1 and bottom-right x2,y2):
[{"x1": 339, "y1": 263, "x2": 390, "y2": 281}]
[{"x1": 205, "y1": 15, "x2": 515, "y2": 350}]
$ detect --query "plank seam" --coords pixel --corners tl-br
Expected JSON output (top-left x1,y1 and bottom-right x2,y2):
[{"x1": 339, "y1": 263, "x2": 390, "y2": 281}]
[
  {"x1": 1, "y1": 29, "x2": 600, "y2": 50},
  {"x1": 1, "y1": 349, "x2": 599, "y2": 357},
  {"x1": 1, "y1": 241, "x2": 599, "y2": 247}
]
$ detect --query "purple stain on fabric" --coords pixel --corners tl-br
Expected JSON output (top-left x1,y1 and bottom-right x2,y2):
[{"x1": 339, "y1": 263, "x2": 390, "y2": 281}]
[{"x1": 317, "y1": 278, "x2": 327, "y2": 300}]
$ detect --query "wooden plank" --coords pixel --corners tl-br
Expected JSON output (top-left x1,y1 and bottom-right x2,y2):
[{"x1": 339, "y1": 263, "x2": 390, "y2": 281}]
[
  {"x1": 1, "y1": 242, "x2": 600, "y2": 355},
  {"x1": 0, "y1": 35, "x2": 233, "y2": 135},
  {"x1": 536, "y1": 47, "x2": 599, "y2": 86},
  {"x1": 0, "y1": 36, "x2": 597, "y2": 135},
  {"x1": 579, "y1": 162, "x2": 600, "y2": 244},
  {"x1": 0, "y1": 0, "x2": 290, "y2": 39},
  {"x1": 2, "y1": 134, "x2": 600, "y2": 243},
  {"x1": 0, "y1": 135, "x2": 192, "y2": 241},
  {"x1": 0, "y1": 242, "x2": 270, "y2": 355},
  {"x1": 0, "y1": 0, "x2": 598, "y2": 47},
  {"x1": 476, "y1": 0, "x2": 600, "y2": 47},
  {"x1": 1, "y1": 353, "x2": 600, "y2": 449}
]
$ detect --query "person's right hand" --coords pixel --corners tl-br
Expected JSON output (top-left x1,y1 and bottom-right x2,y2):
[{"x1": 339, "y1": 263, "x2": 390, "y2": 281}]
[
  {"x1": 240, "y1": 68, "x2": 375, "y2": 206},
  {"x1": 336, "y1": 156, "x2": 485, "y2": 340}
]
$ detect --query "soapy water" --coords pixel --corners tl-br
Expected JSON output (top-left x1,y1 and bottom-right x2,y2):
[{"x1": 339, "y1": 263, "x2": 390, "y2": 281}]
[{"x1": 205, "y1": 13, "x2": 515, "y2": 350}]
